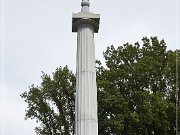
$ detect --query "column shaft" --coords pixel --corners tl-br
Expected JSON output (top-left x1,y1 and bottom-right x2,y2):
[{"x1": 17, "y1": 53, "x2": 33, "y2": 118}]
[{"x1": 75, "y1": 25, "x2": 98, "y2": 135}]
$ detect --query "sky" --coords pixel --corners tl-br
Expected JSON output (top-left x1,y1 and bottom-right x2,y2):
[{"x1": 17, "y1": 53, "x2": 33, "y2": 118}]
[{"x1": 0, "y1": 0, "x2": 179, "y2": 135}]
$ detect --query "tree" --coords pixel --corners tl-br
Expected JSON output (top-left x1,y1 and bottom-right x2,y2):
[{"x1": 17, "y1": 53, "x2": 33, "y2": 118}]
[
  {"x1": 21, "y1": 66, "x2": 76, "y2": 135},
  {"x1": 21, "y1": 37, "x2": 180, "y2": 135}
]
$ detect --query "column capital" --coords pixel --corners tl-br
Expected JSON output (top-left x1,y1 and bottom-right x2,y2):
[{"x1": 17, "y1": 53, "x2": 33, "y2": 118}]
[{"x1": 72, "y1": 12, "x2": 100, "y2": 33}]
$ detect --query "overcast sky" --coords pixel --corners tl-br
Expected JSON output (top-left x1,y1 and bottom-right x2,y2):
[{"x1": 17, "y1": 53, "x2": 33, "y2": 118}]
[{"x1": 0, "y1": 0, "x2": 179, "y2": 135}]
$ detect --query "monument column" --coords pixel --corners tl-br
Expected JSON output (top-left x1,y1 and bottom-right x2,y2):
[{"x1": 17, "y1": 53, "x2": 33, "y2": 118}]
[{"x1": 72, "y1": 0, "x2": 100, "y2": 135}]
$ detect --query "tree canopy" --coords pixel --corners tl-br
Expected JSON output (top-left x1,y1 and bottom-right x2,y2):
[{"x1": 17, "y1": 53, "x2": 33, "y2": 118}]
[{"x1": 21, "y1": 37, "x2": 180, "y2": 135}]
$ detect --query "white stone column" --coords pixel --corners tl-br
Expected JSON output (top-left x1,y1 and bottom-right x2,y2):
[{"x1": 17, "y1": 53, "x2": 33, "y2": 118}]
[
  {"x1": 75, "y1": 25, "x2": 98, "y2": 135},
  {"x1": 72, "y1": 1, "x2": 100, "y2": 134}
]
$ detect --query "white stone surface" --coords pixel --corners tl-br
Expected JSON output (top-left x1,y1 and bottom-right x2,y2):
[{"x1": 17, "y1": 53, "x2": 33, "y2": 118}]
[
  {"x1": 75, "y1": 26, "x2": 98, "y2": 135},
  {"x1": 72, "y1": 1, "x2": 100, "y2": 134}
]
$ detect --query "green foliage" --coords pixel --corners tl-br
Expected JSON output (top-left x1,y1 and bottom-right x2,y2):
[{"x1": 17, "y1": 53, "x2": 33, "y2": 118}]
[
  {"x1": 21, "y1": 66, "x2": 76, "y2": 135},
  {"x1": 21, "y1": 37, "x2": 180, "y2": 135},
  {"x1": 97, "y1": 37, "x2": 180, "y2": 134}
]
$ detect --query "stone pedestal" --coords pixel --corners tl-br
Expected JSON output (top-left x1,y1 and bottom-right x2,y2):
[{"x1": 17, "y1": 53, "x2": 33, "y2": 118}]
[{"x1": 72, "y1": 6, "x2": 100, "y2": 135}]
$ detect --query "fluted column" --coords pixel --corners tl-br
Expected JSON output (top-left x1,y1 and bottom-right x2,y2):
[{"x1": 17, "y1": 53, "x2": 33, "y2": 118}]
[
  {"x1": 75, "y1": 24, "x2": 98, "y2": 135},
  {"x1": 72, "y1": 1, "x2": 100, "y2": 134}
]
